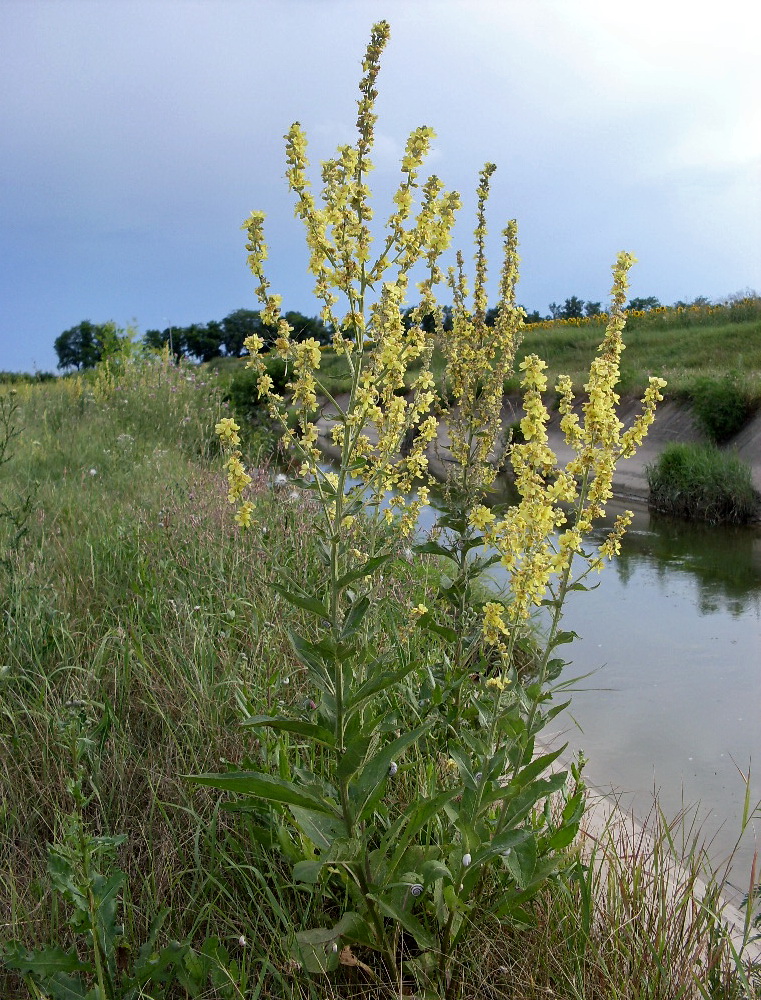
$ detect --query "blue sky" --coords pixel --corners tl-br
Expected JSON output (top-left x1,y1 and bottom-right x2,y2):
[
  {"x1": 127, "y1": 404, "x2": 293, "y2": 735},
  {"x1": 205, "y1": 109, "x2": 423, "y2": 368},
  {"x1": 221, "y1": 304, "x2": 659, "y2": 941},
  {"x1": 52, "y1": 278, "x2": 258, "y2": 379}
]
[{"x1": 2, "y1": 0, "x2": 759, "y2": 373}]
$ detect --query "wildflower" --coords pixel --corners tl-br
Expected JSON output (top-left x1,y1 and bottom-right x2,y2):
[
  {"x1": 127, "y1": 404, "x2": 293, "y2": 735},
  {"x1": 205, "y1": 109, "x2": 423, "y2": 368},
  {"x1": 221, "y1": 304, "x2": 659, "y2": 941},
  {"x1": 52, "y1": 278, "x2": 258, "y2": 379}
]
[
  {"x1": 215, "y1": 417, "x2": 241, "y2": 448},
  {"x1": 485, "y1": 675, "x2": 509, "y2": 693},
  {"x1": 89, "y1": 468, "x2": 97, "y2": 476},
  {"x1": 469, "y1": 505, "x2": 496, "y2": 531},
  {"x1": 482, "y1": 602, "x2": 508, "y2": 646}
]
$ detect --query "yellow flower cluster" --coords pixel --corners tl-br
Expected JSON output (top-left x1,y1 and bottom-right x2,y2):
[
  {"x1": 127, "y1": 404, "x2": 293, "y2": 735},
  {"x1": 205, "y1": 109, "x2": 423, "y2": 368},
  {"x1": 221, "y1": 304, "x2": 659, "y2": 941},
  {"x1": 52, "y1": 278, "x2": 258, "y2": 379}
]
[
  {"x1": 442, "y1": 168, "x2": 524, "y2": 497},
  {"x1": 482, "y1": 601, "x2": 509, "y2": 654},
  {"x1": 481, "y1": 252, "x2": 666, "y2": 625},
  {"x1": 214, "y1": 416, "x2": 255, "y2": 524}
]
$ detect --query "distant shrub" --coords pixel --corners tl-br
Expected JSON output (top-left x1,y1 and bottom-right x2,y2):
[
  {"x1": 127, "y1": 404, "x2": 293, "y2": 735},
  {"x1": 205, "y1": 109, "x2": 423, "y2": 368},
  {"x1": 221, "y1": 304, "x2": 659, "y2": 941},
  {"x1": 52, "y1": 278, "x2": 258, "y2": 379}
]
[
  {"x1": 0, "y1": 370, "x2": 56, "y2": 384},
  {"x1": 688, "y1": 372, "x2": 752, "y2": 443},
  {"x1": 647, "y1": 442, "x2": 758, "y2": 524}
]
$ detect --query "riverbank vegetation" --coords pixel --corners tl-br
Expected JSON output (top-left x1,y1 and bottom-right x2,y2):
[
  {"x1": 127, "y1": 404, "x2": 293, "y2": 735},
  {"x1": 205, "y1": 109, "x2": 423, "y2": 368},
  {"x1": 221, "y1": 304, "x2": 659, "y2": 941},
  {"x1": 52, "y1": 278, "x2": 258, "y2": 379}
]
[
  {"x1": 3, "y1": 20, "x2": 760, "y2": 999},
  {"x1": 2, "y1": 363, "x2": 759, "y2": 998},
  {"x1": 647, "y1": 442, "x2": 759, "y2": 524}
]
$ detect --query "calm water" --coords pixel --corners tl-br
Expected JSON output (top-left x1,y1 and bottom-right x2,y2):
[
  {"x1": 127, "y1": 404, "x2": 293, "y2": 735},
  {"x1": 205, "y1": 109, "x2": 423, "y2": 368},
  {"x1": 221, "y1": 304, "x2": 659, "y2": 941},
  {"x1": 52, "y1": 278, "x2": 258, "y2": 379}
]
[{"x1": 542, "y1": 503, "x2": 761, "y2": 886}]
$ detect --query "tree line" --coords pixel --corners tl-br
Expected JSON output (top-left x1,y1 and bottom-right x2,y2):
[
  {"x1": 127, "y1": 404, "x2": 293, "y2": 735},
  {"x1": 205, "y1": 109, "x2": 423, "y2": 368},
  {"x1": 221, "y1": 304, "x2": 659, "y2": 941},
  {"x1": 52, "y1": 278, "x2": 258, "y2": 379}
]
[{"x1": 53, "y1": 297, "x2": 672, "y2": 370}]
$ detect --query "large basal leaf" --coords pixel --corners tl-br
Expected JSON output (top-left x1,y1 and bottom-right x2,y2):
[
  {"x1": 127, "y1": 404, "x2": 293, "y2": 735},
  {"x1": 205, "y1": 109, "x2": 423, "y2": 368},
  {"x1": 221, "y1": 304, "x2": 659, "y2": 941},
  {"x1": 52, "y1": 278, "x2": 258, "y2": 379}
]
[
  {"x1": 187, "y1": 771, "x2": 340, "y2": 815},
  {"x1": 370, "y1": 895, "x2": 438, "y2": 953},
  {"x1": 1, "y1": 943, "x2": 89, "y2": 977},
  {"x1": 293, "y1": 930, "x2": 340, "y2": 974}
]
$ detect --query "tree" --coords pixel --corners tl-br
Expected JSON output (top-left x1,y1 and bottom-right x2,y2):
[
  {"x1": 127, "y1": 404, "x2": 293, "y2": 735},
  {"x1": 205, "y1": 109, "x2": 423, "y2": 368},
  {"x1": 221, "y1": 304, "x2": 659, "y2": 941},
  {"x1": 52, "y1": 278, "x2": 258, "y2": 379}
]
[
  {"x1": 54, "y1": 320, "x2": 130, "y2": 370},
  {"x1": 585, "y1": 301, "x2": 602, "y2": 316},
  {"x1": 182, "y1": 323, "x2": 224, "y2": 363},
  {"x1": 628, "y1": 296, "x2": 661, "y2": 311},
  {"x1": 548, "y1": 297, "x2": 585, "y2": 320},
  {"x1": 221, "y1": 309, "x2": 265, "y2": 356},
  {"x1": 143, "y1": 327, "x2": 185, "y2": 362},
  {"x1": 561, "y1": 296, "x2": 585, "y2": 319}
]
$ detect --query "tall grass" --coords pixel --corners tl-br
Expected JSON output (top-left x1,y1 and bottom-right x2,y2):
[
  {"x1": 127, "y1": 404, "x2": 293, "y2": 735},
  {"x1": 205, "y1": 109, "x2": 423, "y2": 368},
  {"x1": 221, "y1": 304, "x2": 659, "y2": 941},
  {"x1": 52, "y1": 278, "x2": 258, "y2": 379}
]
[{"x1": 647, "y1": 442, "x2": 759, "y2": 524}]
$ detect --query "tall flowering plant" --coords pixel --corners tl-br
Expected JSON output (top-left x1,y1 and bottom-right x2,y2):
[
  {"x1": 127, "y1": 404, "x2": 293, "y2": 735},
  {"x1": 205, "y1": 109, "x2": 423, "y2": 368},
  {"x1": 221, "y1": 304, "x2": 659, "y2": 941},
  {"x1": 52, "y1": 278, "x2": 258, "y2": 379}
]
[{"x1": 191, "y1": 22, "x2": 665, "y2": 997}]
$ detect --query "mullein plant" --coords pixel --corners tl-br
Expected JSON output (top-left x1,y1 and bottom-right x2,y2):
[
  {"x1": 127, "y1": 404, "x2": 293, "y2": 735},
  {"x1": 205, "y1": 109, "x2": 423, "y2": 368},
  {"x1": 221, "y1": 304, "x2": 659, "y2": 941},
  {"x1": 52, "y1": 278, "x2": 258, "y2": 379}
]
[{"x1": 193, "y1": 21, "x2": 666, "y2": 997}]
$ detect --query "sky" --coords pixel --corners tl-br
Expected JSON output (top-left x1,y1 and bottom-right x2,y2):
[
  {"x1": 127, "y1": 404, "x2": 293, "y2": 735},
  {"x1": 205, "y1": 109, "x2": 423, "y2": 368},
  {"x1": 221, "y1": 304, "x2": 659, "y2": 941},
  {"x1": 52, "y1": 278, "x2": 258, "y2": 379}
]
[{"x1": 1, "y1": 0, "x2": 759, "y2": 374}]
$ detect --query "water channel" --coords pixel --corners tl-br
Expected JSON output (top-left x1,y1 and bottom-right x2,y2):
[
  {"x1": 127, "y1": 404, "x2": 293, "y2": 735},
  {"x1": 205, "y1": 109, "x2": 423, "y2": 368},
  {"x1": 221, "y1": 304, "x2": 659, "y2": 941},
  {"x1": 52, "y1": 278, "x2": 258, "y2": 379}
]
[{"x1": 326, "y1": 462, "x2": 761, "y2": 892}]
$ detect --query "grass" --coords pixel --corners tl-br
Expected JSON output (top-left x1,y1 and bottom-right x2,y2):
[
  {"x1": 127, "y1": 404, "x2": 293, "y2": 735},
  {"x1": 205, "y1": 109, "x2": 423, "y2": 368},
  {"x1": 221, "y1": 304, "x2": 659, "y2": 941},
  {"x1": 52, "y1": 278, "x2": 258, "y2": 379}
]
[
  {"x1": 647, "y1": 442, "x2": 759, "y2": 524},
  {"x1": 1, "y1": 361, "x2": 760, "y2": 997}
]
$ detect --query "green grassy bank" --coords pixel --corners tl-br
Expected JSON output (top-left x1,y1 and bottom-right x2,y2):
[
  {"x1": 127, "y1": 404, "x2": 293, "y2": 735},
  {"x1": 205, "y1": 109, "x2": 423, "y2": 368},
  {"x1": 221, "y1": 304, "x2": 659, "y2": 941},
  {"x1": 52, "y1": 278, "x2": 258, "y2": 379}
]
[
  {"x1": 1, "y1": 362, "x2": 759, "y2": 997},
  {"x1": 207, "y1": 296, "x2": 761, "y2": 404}
]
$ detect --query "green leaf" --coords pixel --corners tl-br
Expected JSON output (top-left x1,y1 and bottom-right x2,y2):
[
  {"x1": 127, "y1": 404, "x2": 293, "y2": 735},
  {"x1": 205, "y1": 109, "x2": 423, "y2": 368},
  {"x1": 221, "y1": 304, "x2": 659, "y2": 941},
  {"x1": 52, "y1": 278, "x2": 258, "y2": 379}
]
[
  {"x1": 340, "y1": 595, "x2": 369, "y2": 640},
  {"x1": 383, "y1": 790, "x2": 459, "y2": 874},
  {"x1": 336, "y1": 553, "x2": 394, "y2": 592},
  {"x1": 413, "y1": 540, "x2": 456, "y2": 560},
  {"x1": 545, "y1": 823, "x2": 579, "y2": 852},
  {"x1": 271, "y1": 581, "x2": 330, "y2": 621},
  {"x1": 420, "y1": 859, "x2": 452, "y2": 887},
  {"x1": 352, "y1": 724, "x2": 431, "y2": 822},
  {"x1": 447, "y1": 744, "x2": 476, "y2": 788},
  {"x1": 337, "y1": 733, "x2": 373, "y2": 781},
  {"x1": 505, "y1": 835, "x2": 538, "y2": 888},
  {"x1": 241, "y1": 715, "x2": 336, "y2": 748},
  {"x1": 550, "y1": 629, "x2": 579, "y2": 648},
  {"x1": 513, "y1": 747, "x2": 566, "y2": 789},
  {"x1": 346, "y1": 659, "x2": 419, "y2": 716},
  {"x1": 289, "y1": 806, "x2": 347, "y2": 851},
  {"x1": 471, "y1": 828, "x2": 531, "y2": 868},
  {"x1": 326, "y1": 837, "x2": 363, "y2": 865},
  {"x1": 1, "y1": 943, "x2": 89, "y2": 977},
  {"x1": 371, "y1": 896, "x2": 438, "y2": 953},
  {"x1": 293, "y1": 930, "x2": 339, "y2": 974},
  {"x1": 293, "y1": 859, "x2": 324, "y2": 884},
  {"x1": 417, "y1": 613, "x2": 458, "y2": 643},
  {"x1": 287, "y1": 629, "x2": 335, "y2": 694},
  {"x1": 332, "y1": 911, "x2": 377, "y2": 949},
  {"x1": 495, "y1": 772, "x2": 568, "y2": 824},
  {"x1": 187, "y1": 771, "x2": 340, "y2": 815}
]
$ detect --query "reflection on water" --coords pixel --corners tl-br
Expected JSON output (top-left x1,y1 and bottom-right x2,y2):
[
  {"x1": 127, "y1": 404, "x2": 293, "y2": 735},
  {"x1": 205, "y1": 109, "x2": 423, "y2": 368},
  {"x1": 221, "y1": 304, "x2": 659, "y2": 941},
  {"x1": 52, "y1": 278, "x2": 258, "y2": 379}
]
[{"x1": 611, "y1": 509, "x2": 761, "y2": 619}]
